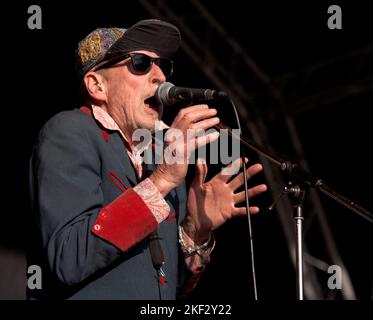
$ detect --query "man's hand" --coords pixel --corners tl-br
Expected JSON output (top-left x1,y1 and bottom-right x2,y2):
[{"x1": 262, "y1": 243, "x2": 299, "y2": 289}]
[
  {"x1": 150, "y1": 104, "x2": 220, "y2": 197},
  {"x1": 182, "y1": 158, "x2": 267, "y2": 244}
]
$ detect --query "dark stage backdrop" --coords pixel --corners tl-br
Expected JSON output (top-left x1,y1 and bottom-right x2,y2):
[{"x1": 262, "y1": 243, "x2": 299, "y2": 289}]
[{"x1": 2, "y1": 1, "x2": 372, "y2": 300}]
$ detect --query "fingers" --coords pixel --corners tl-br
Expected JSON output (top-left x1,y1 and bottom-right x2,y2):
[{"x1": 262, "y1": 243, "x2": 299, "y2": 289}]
[
  {"x1": 192, "y1": 158, "x2": 208, "y2": 186},
  {"x1": 190, "y1": 117, "x2": 220, "y2": 131},
  {"x1": 173, "y1": 105, "x2": 219, "y2": 131},
  {"x1": 176, "y1": 104, "x2": 209, "y2": 114},
  {"x1": 219, "y1": 157, "x2": 248, "y2": 182},
  {"x1": 233, "y1": 206, "x2": 261, "y2": 216},
  {"x1": 163, "y1": 128, "x2": 219, "y2": 164},
  {"x1": 166, "y1": 104, "x2": 220, "y2": 157},
  {"x1": 228, "y1": 163, "x2": 263, "y2": 191},
  {"x1": 192, "y1": 131, "x2": 220, "y2": 149},
  {"x1": 233, "y1": 184, "x2": 267, "y2": 203}
]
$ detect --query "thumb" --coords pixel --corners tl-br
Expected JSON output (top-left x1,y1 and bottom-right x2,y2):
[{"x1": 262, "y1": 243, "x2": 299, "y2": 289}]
[{"x1": 193, "y1": 158, "x2": 208, "y2": 186}]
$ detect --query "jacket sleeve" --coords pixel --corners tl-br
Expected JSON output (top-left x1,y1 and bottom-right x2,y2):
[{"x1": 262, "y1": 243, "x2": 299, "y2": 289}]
[{"x1": 29, "y1": 111, "x2": 159, "y2": 286}]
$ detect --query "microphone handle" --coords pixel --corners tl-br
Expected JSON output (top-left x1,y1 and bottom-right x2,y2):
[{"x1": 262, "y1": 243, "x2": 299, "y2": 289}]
[{"x1": 170, "y1": 86, "x2": 216, "y2": 102}]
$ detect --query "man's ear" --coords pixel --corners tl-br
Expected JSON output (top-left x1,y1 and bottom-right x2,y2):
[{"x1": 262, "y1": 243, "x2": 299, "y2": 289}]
[{"x1": 83, "y1": 71, "x2": 107, "y2": 103}]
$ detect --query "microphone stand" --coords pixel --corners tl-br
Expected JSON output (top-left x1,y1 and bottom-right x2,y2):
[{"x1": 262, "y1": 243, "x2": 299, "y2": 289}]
[{"x1": 216, "y1": 122, "x2": 373, "y2": 299}]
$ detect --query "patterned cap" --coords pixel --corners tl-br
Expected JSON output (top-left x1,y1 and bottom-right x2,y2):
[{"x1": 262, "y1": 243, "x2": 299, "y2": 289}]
[
  {"x1": 75, "y1": 19, "x2": 181, "y2": 80},
  {"x1": 76, "y1": 27, "x2": 125, "y2": 79}
]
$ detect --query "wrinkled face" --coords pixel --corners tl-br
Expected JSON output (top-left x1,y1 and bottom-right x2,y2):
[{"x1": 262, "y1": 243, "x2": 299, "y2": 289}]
[{"x1": 102, "y1": 50, "x2": 167, "y2": 137}]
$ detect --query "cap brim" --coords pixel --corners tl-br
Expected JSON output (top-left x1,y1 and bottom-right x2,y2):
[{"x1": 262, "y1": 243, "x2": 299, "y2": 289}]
[{"x1": 105, "y1": 19, "x2": 181, "y2": 61}]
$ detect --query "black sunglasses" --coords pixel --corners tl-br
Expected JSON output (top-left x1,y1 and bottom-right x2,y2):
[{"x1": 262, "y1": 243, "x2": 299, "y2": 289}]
[{"x1": 97, "y1": 53, "x2": 173, "y2": 77}]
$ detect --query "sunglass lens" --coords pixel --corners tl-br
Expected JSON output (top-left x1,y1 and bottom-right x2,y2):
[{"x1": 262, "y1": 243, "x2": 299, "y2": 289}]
[
  {"x1": 132, "y1": 54, "x2": 152, "y2": 73},
  {"x1": 131, "y1": 54, "x2": 173, "y2": 77},
  {"x1": 158, "y1": 59, "x2": 173, "y2": 77}
]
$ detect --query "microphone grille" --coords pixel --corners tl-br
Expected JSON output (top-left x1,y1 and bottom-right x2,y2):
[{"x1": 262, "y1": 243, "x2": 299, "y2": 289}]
[{"x1": 156, "y1": 82, "x2": 175, "y2": 106}]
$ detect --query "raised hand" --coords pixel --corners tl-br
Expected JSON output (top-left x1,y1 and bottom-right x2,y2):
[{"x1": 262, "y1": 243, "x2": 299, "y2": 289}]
[{"x1": 183, "y1": 158, "x2": 267, "y2": 244}]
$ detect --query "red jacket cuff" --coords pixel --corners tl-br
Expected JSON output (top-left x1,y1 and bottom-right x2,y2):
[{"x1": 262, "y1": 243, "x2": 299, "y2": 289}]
[{"x1": 92, "y1": 189, "x2": 158, "y2": 251}]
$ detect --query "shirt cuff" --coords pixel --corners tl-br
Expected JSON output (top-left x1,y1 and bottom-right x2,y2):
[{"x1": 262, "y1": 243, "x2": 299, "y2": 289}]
[{"x1": 133, "y1": 178, "x2": 170, "y2": 224}]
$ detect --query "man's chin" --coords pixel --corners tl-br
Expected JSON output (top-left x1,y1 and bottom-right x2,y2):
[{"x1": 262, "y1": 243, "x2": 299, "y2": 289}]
[{"x1": 139, "y1": 119, "x2": 157, "y2": 133}]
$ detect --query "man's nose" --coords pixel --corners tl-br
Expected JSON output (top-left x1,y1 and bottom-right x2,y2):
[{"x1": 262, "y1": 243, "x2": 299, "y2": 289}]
[{"x1": 150, "y1": 63, "x2": 166, "y2": 84}]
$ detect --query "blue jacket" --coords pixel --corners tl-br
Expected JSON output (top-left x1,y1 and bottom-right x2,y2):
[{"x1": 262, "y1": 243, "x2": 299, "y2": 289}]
[{"x1": 28, "y1": 107, "x2": 189, "y2": 299}]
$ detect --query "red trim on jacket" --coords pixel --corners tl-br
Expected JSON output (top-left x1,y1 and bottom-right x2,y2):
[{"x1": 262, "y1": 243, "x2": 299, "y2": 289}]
[
  {"x1": 108, "y1": 171, "x2": 129, "y2": 192},
  {"x1": 80, "y1": 106, "x2": 110, "y2": 142},
  {"x1": 92, "y1": 189, "x2": 158, "y2": 252},
  {"x1": 166, "y1": 212, "x2": 176, "y2": 223}
]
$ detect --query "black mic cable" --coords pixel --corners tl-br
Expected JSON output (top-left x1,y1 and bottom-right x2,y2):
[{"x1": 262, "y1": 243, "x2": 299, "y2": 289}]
[
  {"x1": 157, "y1": 82, "x2": 259, "y2": 300},
  {"x1": 220, "y1": 95, "x2": 259, "y2": 301}
]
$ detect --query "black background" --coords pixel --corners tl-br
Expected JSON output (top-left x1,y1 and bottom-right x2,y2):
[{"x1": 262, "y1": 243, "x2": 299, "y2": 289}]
[{"x1": 3, "y1": 1, "x2": 372, "y2": 300}]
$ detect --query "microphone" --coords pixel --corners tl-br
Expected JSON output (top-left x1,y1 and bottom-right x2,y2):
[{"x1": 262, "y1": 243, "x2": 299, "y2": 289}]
[{"x1": 155, "y1": 82, "x2": 227, "y2": 107}]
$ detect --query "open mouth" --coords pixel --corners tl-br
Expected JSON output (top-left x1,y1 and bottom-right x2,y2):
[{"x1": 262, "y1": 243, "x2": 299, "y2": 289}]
[{"x1": 144, "y1": 96, "x2": 162, "y2": 112}]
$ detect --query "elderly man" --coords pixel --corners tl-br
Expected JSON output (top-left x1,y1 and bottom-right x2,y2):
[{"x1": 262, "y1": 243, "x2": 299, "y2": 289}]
[{"x1": 28, "y1": 19, "x2": 267, "y2": 299}]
